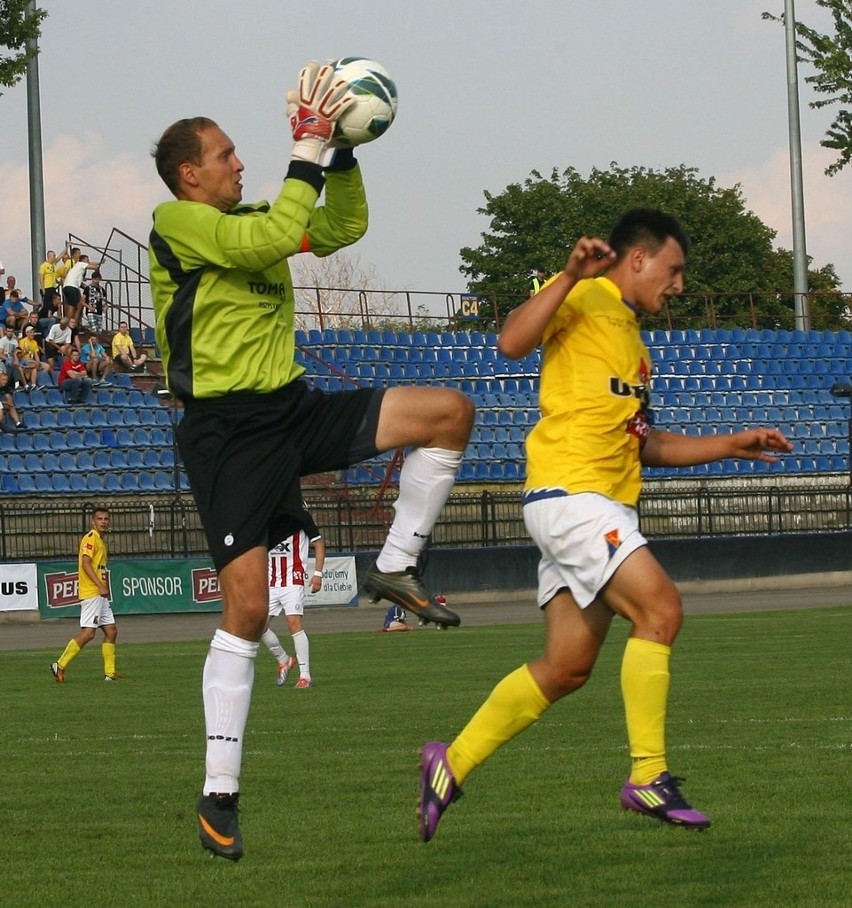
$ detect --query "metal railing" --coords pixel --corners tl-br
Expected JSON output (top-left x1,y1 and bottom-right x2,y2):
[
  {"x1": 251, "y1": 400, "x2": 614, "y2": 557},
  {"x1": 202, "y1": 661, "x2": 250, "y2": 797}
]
[
  {"x1": 68, "y1": 229, "x2": 852, "y2": 338},
  {"x1": 1, "y1": 482, "x2": 849, "y2": 563}
]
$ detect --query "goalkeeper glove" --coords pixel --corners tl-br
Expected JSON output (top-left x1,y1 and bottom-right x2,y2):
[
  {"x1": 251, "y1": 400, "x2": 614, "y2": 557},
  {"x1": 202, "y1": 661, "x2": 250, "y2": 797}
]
[{"x1": 287, "y1": 60, "x2": 353, "y2": 165}]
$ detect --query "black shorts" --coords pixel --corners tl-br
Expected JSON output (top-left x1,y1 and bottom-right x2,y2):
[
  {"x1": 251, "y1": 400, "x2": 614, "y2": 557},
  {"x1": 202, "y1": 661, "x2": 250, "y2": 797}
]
[
  {"x1": 62, "y1": 286, "x2": 81, "y2": 307},
  {"x1": 178, "y1": 380, "x2": 384, "y2": 571}
]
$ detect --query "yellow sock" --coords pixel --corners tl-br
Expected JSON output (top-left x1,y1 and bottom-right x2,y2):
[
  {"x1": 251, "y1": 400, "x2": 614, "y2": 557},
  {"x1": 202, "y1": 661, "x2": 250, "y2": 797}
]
[
  {"x1": 621, "y1": 637, "x2": 671, "y2": 784},
  {"x1": 447, "y1": 664, "x2": 550, "y2": 785},
  {"x1": 102, "y1": 642, "x2": 116, "y2": 677},
  {"x1": 57, "y1": 639, "x2": 81, "y2": 670}
]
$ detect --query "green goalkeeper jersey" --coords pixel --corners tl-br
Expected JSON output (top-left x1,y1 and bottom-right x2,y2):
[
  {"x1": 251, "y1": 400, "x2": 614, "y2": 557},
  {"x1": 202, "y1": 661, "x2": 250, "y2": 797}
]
[{"x1": 148, "y1": 163, "x2": 367, "y2": 400}]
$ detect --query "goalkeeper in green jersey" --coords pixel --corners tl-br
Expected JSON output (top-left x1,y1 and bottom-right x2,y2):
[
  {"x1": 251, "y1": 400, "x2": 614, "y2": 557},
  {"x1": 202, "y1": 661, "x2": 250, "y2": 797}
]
[{"x1": 149, "y1": 61, "x2": 474, "y2": 861}]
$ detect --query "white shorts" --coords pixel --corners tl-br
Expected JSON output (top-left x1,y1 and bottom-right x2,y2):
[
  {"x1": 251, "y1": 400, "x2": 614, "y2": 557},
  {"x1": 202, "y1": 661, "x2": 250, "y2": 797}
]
[
  {"x1": 522, "y1": 491, "x2": 647, "y2": 609},
  {"x1": 268, "y1": 586, "x2": 305, "y2": 618},
  {"x1": 79, "y1": 595, "x2": 115, "y2": 628}
]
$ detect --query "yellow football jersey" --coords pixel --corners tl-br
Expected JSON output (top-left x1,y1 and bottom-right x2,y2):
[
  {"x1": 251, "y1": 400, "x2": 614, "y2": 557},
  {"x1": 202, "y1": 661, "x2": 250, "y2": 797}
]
[
  {"x1": 524, "y1": 276, "x2": 653, "y2": 507},
  {"x1": 78, "y1": 529, "x2": 108, "y2": 599}
]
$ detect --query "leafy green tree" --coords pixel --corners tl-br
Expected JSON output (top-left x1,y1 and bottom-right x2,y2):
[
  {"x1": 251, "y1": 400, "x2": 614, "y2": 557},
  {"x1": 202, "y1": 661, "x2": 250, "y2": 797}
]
[
  {"x1": 0, "y1": 1, "x2": 47, "y2": 95},
  {"x1": 459, "y1": 164, "x2": 847, "y2": 329},
  {"x1": 765, "y1": 0, "x2": 852, "y2": 177}
]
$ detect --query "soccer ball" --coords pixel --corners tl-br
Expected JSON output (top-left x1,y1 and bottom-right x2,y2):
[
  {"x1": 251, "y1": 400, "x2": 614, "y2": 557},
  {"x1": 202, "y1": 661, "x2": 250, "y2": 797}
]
[{"x1": 331, "y1": 57, "x2": 398, "y2": 147}]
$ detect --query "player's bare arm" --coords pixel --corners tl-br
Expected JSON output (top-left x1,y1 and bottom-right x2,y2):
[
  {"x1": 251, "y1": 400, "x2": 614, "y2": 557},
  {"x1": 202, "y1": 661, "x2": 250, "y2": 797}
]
[
  {"x1": 641, "y1": 426, "x2": 794, "y2": 468},
  {"x1": 498, "y1": 236, "x2": 615, "y2": 360}
]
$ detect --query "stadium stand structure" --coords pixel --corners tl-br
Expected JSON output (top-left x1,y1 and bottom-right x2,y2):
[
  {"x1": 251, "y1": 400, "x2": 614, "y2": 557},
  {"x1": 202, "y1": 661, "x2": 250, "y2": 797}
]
[
  {"x1": 0, "y1": 327, "x2": 849, "y2": 493},
  {"x1": 294, "y1": 326, "x2": 851, "y2": 484},
  {"x1": 0, "y1": 375, "x2": 187, "y2": 495}
]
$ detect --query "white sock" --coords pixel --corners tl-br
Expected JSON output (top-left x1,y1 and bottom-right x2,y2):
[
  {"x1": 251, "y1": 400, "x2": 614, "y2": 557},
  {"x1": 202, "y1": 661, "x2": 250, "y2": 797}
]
[
  {"x1": 202, "y1": 629, "x2": 259, "y2": 794},
  {"x1": 292, "y1": 629, "x2": 311, "y2": 681},
  {"x1": 376, "y1": 447, "x2": 462, "y2": 572},
  {"x1": 261, "y1": 627, "x2": 287, "y2": 664}
]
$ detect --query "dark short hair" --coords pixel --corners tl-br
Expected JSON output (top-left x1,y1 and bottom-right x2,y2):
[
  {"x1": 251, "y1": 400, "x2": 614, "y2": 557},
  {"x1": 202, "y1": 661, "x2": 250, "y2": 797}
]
[
  {"x1": 152, "y1": 116, "x2": 219, "y2": 196},
  {"x1": 608, "y1": 208, "x2": 689, "y2": 261}
]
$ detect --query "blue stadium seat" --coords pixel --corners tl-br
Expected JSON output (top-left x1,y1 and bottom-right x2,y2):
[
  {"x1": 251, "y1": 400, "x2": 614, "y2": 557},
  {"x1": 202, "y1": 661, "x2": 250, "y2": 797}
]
[
  {"x1": 104, "y1": 473, "x2": 122, "y2": 492},
  {"x1": 83, "y1": 429, "x2": 101, "y2": 449},
  {"x1": 77, "y1": 451, "x2": 95, "y2": 471},
  {"x1": 56, "y1": 409, "x2": 75, "y2": 428},
  {"x1": 93, "y1": 450, "x2": 111, "y2": 470},
  {"x1": 86, "y1": 474, "x2": 105, "y2": 492},
  {"x1": 138, "y1": 472, "x2": 156, "y2": 491},
  {"x1": 58, "y1": 452, "x2": 77, "y2": 472},
  {"x1": 0, "y1": 474, "x2": 20, "y2": 492},
  {"x1": 153, "y1": 471, "x2": 174, "y2": 491},
  {"x1": 12, "y1": 473, "x2": 35, "y2": 493},
  {"x1": 112, "y1": 373, "x2": 134, "y2": 389},
  {"x1": 116, "y1": 428, "x2": 135, "y2": 446},
  {"x1": 50, "y1": 474, "x2": 71, "y2": 493},
  {"x1": 109, "y1": 449, "x2": 128, "y2": 469},
  {"x1": 127, "y1": 449, "x2": 144, "y2": 468},
  {"x1": 41, "y1": 452, "x2": 60, "y2": 473}
]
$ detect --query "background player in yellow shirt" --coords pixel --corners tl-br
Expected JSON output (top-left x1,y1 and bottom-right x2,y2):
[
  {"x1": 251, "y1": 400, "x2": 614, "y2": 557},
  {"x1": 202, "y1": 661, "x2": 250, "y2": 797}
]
[
  {"x1": 418, "y1": 209, "x2": 793, "y2": 840},
  {"x1": 51, "y1": 507, "x2": 122, "y2": 682}
]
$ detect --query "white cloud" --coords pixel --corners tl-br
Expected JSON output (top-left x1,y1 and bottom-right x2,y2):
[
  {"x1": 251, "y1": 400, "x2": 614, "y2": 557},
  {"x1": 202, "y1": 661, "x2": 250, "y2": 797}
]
[
  {"x1": 723, "y1": 141, "x2": 852, "y2": 288},
  {"x1": 0, "y1": 133, "x2": 161, "y2": 290}
]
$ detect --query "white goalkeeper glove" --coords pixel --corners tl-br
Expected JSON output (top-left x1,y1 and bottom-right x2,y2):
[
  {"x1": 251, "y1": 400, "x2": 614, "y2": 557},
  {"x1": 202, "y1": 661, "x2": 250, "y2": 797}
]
[{"x1": 287, "y1": 60, "x2": 353, "y2": 165}]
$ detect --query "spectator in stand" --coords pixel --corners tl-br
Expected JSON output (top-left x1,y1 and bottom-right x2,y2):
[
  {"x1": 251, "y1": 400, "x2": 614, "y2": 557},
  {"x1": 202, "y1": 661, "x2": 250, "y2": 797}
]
[
  {"x1": 81, "y1": 270, "x2": 109, "y2": 333},
  {"x1": 44, "y1": 316, "x2": 73, "y2": 369},
  {"x1": 24, "y1": 311, "x2": 44, "y2": 344},
  {"x1": 23, "y1": 312, "x2": 50, "y2": 371},
  {"x1": 61, "y1": 247, "x2": 102, "y2": 319},
  {"x1": 5, "y1": 276, "x2": 32, "y2": 308},
  {"x1": 1, "y1": 290, "x2": 29, "y2": 332},
  {"x1": 0, "y1": 358, "x2": 24, "y2": 428},
  {"x1": 0, "y1": 325, "x2": 20, "y2": 363},
  {"x1": 111, "y1": 321, "x2": 147, "y2": 371},
  {"x1": 37, "y1": 287, "x2": 60, "y2": 331},
  {"x1": 79, "y1": 332, "x2": 113, "y2": 385},
  {"x1": 57, "y1": 348, "x2": 93, "y2": 404},
  {"x1": 39, "y1": 250, "x2": 61, "y2": 301},
  {"x1": 18, "y1": 325, "x2": 49, "y2": 390},
  {"x1": 67, "y1": 316, "x2": 83, "y2": 353}
]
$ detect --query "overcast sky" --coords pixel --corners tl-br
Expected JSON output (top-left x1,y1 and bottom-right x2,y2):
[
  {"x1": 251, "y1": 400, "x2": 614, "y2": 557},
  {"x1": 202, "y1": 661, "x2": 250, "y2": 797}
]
[{"x1": 2, "y1": 0, "x2": 851, "y2": 297}]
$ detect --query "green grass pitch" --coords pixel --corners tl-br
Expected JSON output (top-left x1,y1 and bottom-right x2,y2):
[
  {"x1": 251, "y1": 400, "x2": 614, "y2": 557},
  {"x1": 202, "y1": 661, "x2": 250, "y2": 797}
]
[{"x1": 4, "y1": 607, "x2": 850, "y2": 908}]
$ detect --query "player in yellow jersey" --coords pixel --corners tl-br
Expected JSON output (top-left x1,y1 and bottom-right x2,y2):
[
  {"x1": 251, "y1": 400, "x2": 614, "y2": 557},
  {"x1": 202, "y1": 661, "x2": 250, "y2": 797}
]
[
  {"x1": 418, "y1": 209, "x2": 794, "y2": 840},
  {"x1": 51, "y1": 508, "x2": 122, "y2": 683}
]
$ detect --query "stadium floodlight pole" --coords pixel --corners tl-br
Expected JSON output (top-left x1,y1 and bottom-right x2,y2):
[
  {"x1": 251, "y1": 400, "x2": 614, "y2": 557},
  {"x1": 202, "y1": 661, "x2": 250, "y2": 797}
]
[
  {"x1": 26, "y1": 0, "x2": 46, "y2": 304},
  {"x1": 829, "y1": 381, "x2": 852, "y2": 485},
  {"x1": 784, "y1": 0, "x2": 810, "y2": 331}
]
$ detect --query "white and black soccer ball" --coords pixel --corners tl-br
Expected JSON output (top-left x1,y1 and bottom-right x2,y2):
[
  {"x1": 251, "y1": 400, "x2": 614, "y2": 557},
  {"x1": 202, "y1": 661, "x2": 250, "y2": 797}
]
[{"x1": 331, "y1": 57, "x2": 398, "y2": 147}]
